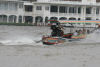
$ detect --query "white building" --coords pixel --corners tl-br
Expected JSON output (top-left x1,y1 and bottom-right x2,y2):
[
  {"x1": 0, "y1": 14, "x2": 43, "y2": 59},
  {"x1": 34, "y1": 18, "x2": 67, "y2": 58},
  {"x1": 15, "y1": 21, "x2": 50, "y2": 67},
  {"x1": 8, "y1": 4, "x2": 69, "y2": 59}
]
[{"x1": 0, "y1": 0, "x2": 100, "y2": 25}]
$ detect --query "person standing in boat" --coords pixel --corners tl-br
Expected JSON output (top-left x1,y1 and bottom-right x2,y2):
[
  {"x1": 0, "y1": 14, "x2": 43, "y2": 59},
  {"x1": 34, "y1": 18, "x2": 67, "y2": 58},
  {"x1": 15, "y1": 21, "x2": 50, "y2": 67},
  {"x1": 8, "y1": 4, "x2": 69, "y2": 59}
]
[
  {"x1": 87, "y1": 30, "x2": 90, "y2": 34},
  {"x1": 70, "y1": 23, "x2": 74, "y2": 33},
  {"x1": 56, "y1": 22, "x2": 65, "y2": 36},
  {"x1": 82, "y1": 29, "x2": 87, "y2": 34}
]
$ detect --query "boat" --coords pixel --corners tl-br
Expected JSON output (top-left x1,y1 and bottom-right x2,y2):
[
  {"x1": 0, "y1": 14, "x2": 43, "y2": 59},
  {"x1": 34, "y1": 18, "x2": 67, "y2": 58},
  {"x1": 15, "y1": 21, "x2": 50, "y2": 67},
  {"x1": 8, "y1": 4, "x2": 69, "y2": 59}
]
[{"x1": 41, "y1": 20, "x2": 99, "y2": 45}]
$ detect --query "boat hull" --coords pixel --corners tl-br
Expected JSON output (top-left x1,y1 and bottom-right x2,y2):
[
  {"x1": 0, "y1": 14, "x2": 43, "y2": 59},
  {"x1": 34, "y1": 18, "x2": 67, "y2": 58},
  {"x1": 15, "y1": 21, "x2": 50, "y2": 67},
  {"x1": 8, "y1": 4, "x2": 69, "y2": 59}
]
[
  {"x1": 42, "y1": 33, "x2": 89, "y2": 44},
  {"x1": 68, "y1": 34, "x2": 89, "y2": 42},
  {"x1": 63, "y1": 33, "x2": 73, "y2": 38},
  {"x1": 42, "y1": 36, "x2": 66, "y2": 45}
]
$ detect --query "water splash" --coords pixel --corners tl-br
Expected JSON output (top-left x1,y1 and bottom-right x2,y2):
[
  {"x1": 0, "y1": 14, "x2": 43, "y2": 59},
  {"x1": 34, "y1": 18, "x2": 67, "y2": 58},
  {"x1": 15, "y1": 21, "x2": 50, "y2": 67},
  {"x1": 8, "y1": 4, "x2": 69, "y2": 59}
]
[
  {"x1": 0, "y1": 37, "x2": 44, "y2": 46},
  {"x1": 80, "y1": 29, "x2": 100, "y2": 43}
]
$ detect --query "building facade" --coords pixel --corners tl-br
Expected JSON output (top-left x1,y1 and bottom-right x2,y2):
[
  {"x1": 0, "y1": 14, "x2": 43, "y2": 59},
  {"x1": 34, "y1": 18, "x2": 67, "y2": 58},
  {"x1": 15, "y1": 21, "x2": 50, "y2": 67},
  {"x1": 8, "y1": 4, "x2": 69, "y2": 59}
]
[{"x1": 0, "y1": 0, "x2": 100, "y2": 24}]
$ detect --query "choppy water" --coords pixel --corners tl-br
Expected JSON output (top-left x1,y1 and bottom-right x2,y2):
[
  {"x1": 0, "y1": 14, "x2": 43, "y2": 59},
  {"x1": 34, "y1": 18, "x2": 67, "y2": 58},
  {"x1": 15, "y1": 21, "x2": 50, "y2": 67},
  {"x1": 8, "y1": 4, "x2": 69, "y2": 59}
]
[
  {"x1": 81, "y1": 29, "x2": 100, "y2": 44},
  {"x1": 0, "y1": 25, "x2": 99, "y2": 46}
]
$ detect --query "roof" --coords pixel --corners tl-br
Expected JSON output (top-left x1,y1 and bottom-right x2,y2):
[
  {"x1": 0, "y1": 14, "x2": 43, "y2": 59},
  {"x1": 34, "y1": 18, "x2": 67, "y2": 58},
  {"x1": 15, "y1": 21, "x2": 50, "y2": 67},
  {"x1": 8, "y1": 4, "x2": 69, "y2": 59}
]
[
  {"x1": 59, "y1": 20, "x2": 100, "y2": 24},
  {"x1": 49, "y1": 20, "x2": 100, "y2": 24}
]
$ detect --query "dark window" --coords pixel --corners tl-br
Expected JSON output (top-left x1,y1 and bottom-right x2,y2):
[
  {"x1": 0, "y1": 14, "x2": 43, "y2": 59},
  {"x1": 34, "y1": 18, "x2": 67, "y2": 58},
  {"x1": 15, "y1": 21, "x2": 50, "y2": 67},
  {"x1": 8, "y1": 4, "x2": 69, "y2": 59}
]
[
  {"x1": 96, "y1": 8, "x2": 99, "y2": 14},
  {"x1": 69, "y1": 7, "x2": 76, "y2": 13},
  {"x1": 25, "y1": 5, "x2": 33, "y2": 12},
  {"x1": 86, "y1": 7, "x2": 91, "y2": 14},
  {"x1": 78, "y1": 7, "x2": 81, "y2": 13},
  {"x1": 50, "y1": 6, "x2": 58, "y2": 12},
  {"x1": 65, "y1": 7, "x2": 67, "y2": 13},
  {"x1": 69, "y1": 7, "x2": 73, "y2": 13},
  {"x1": 59, "y1": 6, "x2": 66, "y2": 13},
  {"x1": 36, "y1": 6, "x2": 42, "y2": 10}
]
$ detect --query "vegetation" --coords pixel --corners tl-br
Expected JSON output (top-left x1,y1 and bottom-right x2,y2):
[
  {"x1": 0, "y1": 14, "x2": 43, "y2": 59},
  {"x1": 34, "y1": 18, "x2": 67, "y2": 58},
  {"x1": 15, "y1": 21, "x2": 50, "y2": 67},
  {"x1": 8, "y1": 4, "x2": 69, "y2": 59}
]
[{"x1": 0, "y1": 23, "x2": 33, "y2": 26}]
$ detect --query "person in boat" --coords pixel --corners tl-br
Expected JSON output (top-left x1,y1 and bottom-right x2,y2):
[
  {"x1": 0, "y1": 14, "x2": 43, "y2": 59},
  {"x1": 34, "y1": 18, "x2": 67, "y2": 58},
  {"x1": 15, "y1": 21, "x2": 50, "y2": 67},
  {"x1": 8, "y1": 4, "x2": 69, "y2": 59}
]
[
  {"x1": 70, "y1": 23, "x2": 74, "y2": 33},
  {"x1": 98, "y1": 24, "x2": 100, "y2": 28},
  {"x1": 82, "y1": 29, "x2": 87, "y2": 34},
  {"x1": 51, "y1": 25, "x2": 57, "y2": 36},
  {"x1": 78, "y1": 30, "x2": 82, "y2": 35},
  {"x1": 87, "y1": 30, "x2": 90, "y2": 34},
  {"x1": 73, "y1": 30, "x2": 78, "y2": 36},
  {"x1": 56, "y1": 22, "x2": 65, "y2": 36}
]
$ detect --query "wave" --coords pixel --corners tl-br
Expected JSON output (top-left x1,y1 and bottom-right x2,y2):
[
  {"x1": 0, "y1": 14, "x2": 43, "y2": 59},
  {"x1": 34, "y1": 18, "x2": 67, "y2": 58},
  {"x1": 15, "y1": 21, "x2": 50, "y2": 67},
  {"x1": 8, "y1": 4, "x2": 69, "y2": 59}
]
[
  {"x1": 80, "y1": 29, "x2": 100, "y2": 43},
  {"x1": 0, "y1": 37, "x2": 44, "y2": 46}
]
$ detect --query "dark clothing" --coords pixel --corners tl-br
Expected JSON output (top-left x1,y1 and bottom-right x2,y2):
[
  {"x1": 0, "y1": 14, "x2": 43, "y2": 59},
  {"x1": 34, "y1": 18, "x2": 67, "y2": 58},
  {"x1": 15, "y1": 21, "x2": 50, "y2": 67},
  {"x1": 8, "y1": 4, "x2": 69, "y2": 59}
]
[{"x1": 51, "y1": 25, "x2": 64, "y2": 36}]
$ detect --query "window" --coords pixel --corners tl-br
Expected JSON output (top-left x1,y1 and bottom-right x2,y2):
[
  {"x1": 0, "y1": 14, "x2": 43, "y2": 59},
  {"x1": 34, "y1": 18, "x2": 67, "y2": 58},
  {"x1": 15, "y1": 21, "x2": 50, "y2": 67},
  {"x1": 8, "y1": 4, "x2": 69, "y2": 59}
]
[
  {"x1": 50, "y1": 6, "x2": 58, "y2": 12},
  {"x1": 69, "y1": 7, "x2": 76, "y2": 13},
  {"x1": 0, "y1": 3, "x2": 1, "y2": 10},
  {"x1": 9, "y1": 3, "x2": 12, "y2": 10},
  {"x1": 19, "y1": 4, "x2": 23, "y2": 9},
  {"x1": 36, "y1": 6, "x2": 42, "y2": 10},
  {"x1": 96, "y1": 8, "x2": 99, "y2": 14},
  {"x1": 12, "y1": 4, "x2": 15, "y2": 11},
  {"x1": 78, "y1": 7, "x2": 81, "y2": 13},
  {"x1": 65, "y1": 7, "x2": 67, "y2": 13},
  {"x1": 0, "y1": 3, "x2": 3, "y2": 10},
  {"x1": 15, "y1": 3, "x2": 17, "y2": 10},
  {"x1": 45, "y1": 6, "x2": 49, "y2": 11},
  {"x1": 59, "y1": 6, "x2": 66, "y2": 13},
  {"x1": 86, "y1": 7, "x2": 91, "y2": 14},
  {"x1": 4, "y1": 3, "x2": 8, "y2": 10},
  {"x1": 19, "y1": 4, "x2": 21, "y2": 8}
]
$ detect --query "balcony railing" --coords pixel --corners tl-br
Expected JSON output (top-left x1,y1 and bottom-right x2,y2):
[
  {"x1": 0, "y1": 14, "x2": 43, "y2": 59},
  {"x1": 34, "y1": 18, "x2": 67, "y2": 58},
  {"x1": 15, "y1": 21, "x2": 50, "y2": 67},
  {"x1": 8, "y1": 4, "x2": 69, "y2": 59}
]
[
  {"x1": 24, "y1": 11, "x2": 33, "y2": 15},
  {"x1": 50, "y1": 12, "x2": 58, "y2": 16},
  {"x1": 86, "y1": 14, "x2": 94, "y2": 17},
  {"x1": 49, "y1": 1, "x2": 82, "y2": 4},
  {"x1": 59, "y1": 13, "x2": 68, "y2": 16},
  {"x1": 50, "y1": 12, "x2": 81, "y2": 17},
  {"x1": 0, "y1": 10, "x2": 18, "y2": 14}
]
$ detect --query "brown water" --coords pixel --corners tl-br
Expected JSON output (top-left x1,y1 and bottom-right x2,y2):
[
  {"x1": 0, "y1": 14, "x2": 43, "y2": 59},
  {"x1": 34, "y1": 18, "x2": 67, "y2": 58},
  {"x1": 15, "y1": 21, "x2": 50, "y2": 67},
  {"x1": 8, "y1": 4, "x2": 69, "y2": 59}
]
[
  {"x1": 0, "y1": 25, "x2": 98, "y2": 46},
  {"x1": 0, "y1": 25, "x2": 100, "y2": 67}
]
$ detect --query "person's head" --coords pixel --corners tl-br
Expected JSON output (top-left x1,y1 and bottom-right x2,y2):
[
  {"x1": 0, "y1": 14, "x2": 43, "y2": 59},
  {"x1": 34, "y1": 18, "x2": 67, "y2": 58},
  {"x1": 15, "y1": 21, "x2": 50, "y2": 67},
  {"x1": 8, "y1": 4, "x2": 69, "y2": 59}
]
[
  {"x1": 56, "y1": 22, "x2": 60, "y2": 25},
  {"x1": 87, "y1": 29, "x2": 88, "y2": 31},
  {"x1": 98, "y1": 24, "x2": 100, "y2": 28},
  {"x1": 76, "y1": 30, "x2": 77, "y2": 32}
]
